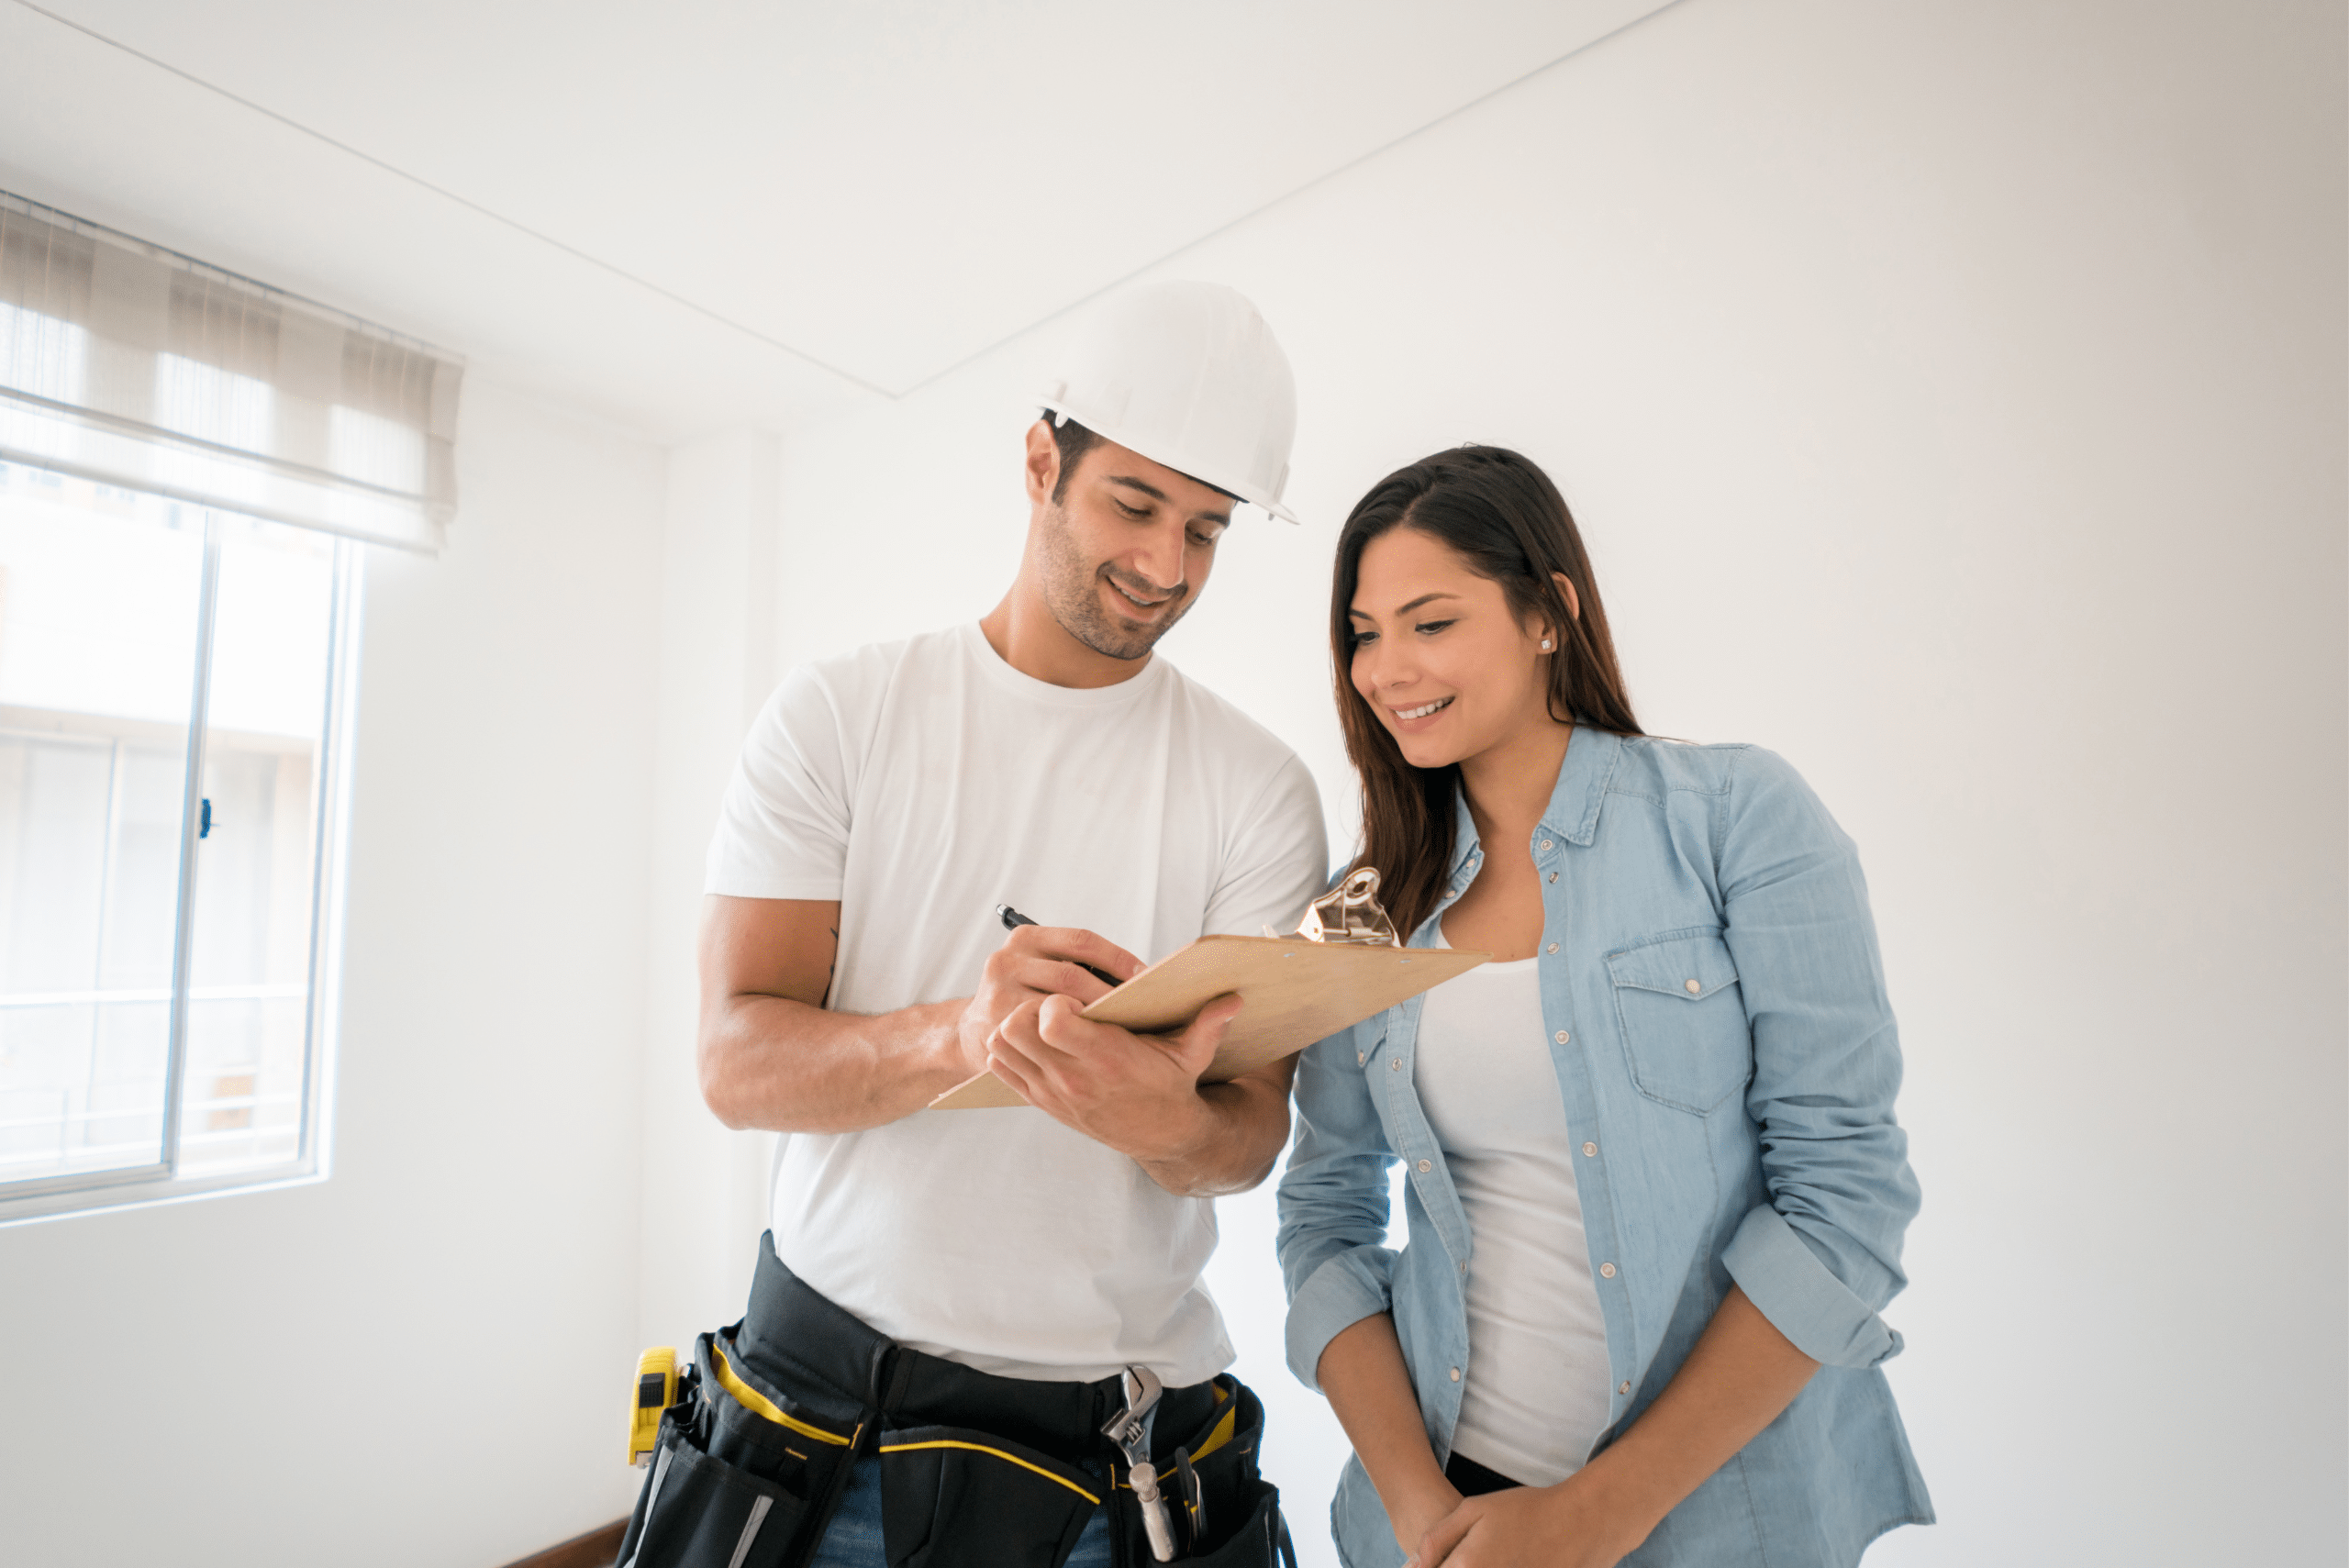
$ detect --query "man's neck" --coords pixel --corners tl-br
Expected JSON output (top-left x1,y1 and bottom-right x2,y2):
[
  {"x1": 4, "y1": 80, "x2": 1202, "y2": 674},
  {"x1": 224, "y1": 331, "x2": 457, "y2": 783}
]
[{"x1": 977, "y1": 584, "x2": 1154, "y2": 690}]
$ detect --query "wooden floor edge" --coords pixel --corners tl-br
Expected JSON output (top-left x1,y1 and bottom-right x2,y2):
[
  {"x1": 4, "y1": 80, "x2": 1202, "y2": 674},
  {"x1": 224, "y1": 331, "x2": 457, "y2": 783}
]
[{"x1": 496, "y1": 1517, "x2": 628, "y2": 1568}]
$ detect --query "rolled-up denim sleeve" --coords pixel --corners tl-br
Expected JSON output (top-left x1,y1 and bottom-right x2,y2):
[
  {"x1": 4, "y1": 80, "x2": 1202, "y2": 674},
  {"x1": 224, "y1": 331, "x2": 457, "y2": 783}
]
[
  {"x1": 1275, "y1": 1021, "x2": 1398, "y2": 1392},
  {"x1": 1716, "y1": 747, "x2": 1921, "y2": 1369}
]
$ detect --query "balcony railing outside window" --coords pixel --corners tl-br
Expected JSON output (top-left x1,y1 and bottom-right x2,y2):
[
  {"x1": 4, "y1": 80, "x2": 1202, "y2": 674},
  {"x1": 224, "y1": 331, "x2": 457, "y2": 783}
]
[
  {"x1": 0, "y1": 190, "x2": 459, "y2": 1223},
  {"x1": 0, "y1": 462, "x2": 358, "y2": 1218}
]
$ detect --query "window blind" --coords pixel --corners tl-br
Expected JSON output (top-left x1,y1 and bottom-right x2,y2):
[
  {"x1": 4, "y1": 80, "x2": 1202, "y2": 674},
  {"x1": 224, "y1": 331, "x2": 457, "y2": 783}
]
[{"x1": 0, "y1": 190, "x2": 462, "y2": 552}]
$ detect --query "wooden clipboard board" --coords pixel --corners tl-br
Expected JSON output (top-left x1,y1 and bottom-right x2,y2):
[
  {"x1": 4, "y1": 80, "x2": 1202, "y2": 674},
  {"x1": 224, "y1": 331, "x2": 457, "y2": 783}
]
[{"x1": 930, "y1": 934, "x2": 1490, "y2": 1110}]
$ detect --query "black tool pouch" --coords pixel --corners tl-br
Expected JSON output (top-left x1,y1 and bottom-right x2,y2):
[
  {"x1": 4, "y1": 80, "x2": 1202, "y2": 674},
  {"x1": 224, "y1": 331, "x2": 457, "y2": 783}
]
[
  {"x1": 1116, "y1": 1379, "x2": 1296, "y2": 1567},
  {"x1": 877, "y1": 1423, "x2": 1104, "y2": 1568},
  {"x1": 615, "y1": 1330, "x2": 862, "y2": 1568}
]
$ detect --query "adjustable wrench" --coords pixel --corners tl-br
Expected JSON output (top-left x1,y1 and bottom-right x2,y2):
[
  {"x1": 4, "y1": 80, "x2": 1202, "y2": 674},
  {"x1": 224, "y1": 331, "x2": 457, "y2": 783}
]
[{"x1": 1104, "y1": 1365, "x2": 1177, "y2": 1562}]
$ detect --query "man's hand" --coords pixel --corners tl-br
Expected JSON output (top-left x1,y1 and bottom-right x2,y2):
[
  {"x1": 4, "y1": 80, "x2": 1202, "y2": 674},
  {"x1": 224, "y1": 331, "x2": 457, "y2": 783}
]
[
  {"x1": 986, "y1": 987, "x2": 1290, "y2": 1196},
  {"x1": 697, "y1": 903, "x2": 1150, "y2": 1134},
  {"x1": 986, "y1": 991, "x2": 1245, "y2": 1161},
  {"x1": 956, "y1": 925, "x2": 1147, "y2": 1083}
]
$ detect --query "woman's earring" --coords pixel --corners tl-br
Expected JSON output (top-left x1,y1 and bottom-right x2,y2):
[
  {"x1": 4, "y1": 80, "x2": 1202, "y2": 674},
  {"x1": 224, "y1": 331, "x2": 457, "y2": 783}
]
[{"x1": 1540, "y1": 638, "x2": 1553, "y2": 651}]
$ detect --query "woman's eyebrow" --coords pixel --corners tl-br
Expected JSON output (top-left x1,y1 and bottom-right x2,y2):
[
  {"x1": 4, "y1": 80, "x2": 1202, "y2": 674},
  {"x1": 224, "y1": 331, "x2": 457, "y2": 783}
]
[{"x1": 1348, "y1": 592, "x2": 1462, "y2": 620}]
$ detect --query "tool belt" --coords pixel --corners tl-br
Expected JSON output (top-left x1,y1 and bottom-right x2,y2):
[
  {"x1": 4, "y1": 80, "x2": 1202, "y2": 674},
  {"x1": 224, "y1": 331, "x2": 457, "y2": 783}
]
[{"x1": 618, "y1": 1235, "x2": 1296, "y2": 1568}]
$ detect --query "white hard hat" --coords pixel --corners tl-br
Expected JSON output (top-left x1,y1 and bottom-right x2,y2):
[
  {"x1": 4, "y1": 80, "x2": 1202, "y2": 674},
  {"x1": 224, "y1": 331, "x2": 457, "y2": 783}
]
[{"x1": 1041, "y1": 281, "x2": 1300, "y2": 524}]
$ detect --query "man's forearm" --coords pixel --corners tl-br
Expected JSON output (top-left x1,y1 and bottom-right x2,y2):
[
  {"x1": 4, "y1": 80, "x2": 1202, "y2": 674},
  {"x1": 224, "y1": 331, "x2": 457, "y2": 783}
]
[
  {"x1": 1131, "y1": 1074, "x2": 1292, "y2": 1196},
  {"x1": 701, "y1": 993, "x2": 969, "y2": 1134}
]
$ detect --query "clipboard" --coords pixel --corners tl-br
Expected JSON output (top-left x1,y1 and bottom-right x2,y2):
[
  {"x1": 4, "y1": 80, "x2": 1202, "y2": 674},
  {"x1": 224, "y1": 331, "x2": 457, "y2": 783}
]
[{"x1": 930, "y1": 869, "x2": 1490, "y2": 1110}]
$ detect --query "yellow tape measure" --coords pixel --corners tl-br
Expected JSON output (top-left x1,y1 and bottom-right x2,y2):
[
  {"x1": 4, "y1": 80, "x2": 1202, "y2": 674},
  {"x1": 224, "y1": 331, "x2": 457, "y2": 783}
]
[{"x1": 628, "y1": 1347, "x2": 680, "y2": 1466}]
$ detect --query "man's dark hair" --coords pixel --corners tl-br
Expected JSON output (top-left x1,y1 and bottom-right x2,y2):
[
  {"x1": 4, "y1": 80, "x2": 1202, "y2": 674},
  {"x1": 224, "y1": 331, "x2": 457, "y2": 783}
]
[
  {"x1": 1041, "y1": 412, "x2": 1241, "y2": 508},
  {"x1": 1043, "y1": 414, "x2": 1102, "y2": 503}
]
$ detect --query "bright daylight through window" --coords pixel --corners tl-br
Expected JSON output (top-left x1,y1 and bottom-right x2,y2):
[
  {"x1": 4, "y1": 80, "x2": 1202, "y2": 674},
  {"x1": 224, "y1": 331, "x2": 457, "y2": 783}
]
[
  {"x1": 0, "y1": 462, "x2": 355, "y2": 1204},
  {"x1": 0, "y1": 192, "x2": 461, "y2": 1222}
]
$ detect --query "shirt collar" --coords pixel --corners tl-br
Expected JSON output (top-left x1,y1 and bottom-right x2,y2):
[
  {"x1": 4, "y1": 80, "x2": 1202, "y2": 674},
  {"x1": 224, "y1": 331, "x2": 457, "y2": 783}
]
[
  {"x1": 1545, "y1": 724, "x2": 1625, "y2": 846},
  {"x1": 1442, "y1": 725, "x2": 1626, "y2": 882}
]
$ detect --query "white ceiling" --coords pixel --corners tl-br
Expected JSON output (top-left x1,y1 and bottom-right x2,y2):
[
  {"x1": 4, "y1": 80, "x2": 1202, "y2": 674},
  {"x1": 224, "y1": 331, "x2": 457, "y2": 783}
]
[{"x1": 0, "y1": 0, "x2": 1674, "y2": 439}]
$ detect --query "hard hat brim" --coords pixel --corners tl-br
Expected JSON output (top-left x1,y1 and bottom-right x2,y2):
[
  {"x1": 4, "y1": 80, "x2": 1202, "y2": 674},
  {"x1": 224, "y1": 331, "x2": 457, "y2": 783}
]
[{"x1": 1041, "y1": 399, "x2": 1300, "y2": 526}]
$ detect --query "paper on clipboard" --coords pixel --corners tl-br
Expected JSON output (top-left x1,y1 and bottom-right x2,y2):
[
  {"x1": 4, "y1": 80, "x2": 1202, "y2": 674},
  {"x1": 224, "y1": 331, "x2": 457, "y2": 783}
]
[{"x1": 930, "y1": 869, "x2": 1489, "y2": 1110}]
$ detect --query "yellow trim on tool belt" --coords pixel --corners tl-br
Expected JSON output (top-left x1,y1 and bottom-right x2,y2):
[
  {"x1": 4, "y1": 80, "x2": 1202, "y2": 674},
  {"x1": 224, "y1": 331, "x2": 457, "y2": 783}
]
[
  {"x1": 1188, "y1": 1404, "x2": 1240, "y2": 1463},
  {"x1": 877, "y1": 1440, "x2": 1102, "y2": 1505},
  {"x1": 711, "y1": 1345, "x2": 853, "y2": 1447}
]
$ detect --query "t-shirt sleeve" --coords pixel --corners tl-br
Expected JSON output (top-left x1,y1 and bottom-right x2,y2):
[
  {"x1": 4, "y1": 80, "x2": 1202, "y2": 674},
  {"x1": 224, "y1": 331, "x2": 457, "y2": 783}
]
[
  {"x1": 1203, "y1": 753, "x2": 1331, "y2": 938},
  {"x1": 705, "y1": 663, "x2": 859, "y2": 901}
]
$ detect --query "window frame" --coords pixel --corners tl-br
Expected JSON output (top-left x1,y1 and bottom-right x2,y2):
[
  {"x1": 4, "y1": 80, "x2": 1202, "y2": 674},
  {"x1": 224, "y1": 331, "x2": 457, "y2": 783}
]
[{"x1": 0, "y1": 494, "x2": 364, "y2": 1226}]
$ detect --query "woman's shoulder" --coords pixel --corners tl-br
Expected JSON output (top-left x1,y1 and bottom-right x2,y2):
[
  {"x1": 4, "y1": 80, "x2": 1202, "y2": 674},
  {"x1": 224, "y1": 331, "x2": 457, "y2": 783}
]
[
  {"x1": 1602, "y1": 730, "x2": 1807, "y2": 796},
  {"x1": 1604, "y1": 732, "x2": 1853, "y2": 869}
]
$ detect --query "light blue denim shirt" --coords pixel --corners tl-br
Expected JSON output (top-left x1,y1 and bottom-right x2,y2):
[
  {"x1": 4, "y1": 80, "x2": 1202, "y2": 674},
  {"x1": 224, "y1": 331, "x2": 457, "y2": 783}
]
[{"x1": 1276, "y1": 729, "x2": 1932, "y2": 1568}]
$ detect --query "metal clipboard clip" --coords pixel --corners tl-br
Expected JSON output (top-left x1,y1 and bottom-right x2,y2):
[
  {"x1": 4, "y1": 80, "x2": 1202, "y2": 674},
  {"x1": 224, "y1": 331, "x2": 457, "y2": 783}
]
[{"x1": 1267, "y1": 866, "x2": 1402, "y2": 948}]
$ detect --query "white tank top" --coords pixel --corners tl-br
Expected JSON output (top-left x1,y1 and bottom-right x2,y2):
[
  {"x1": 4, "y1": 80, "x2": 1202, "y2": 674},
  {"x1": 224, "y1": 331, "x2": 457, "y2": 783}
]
[{"x1": 1415, "y1": 932, "x2": 1616, "y2": 1485}]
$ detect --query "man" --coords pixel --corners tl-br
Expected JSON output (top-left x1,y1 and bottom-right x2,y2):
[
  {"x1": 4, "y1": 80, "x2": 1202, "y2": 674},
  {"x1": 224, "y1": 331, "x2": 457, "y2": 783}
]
[{"x1": 619, "y1": 282, "x2": 1328, "y2": 1568}]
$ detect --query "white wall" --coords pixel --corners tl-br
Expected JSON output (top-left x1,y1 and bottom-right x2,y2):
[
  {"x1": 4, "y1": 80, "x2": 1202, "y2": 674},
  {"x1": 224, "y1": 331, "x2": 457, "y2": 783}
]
[
  {"x1": 638, "y1": 430, "x2": 788, "y2": 1362},
  {"x1": 2, "y1": 3, "x2": 2333, "y2": 1564},
  {"x1": 764, "y1": 2, "x2": 2346, "y2": 1562},
  {"x1": 0, "y1": 380, "x2": 665, "y2": 1565}
]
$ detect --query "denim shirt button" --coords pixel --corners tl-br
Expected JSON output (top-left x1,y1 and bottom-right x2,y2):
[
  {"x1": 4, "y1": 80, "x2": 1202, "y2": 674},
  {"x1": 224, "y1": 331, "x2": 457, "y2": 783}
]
[
  {"x1": 1357, "y1": 1051, "x2": 1366, "y2": 1066},
  {"x1": 1618, "y1": 1380, "x2": 1631, "y2": 1396},
  {"x1": 1582, "y1": 1141, "x2": 1598, "y2": 1157},
  {"x1": 1540, "y1": 839, "x2": 1553, "y2": 851},
  {"x1": 1599, "y1": 1262, "x2": 1618, "y2": 1278},
  {"x1": 1417, "y1": 1159, "x2": 1431, "y2": 1173},
  {"x1": 1450, "y1": 1367, "x2": 1461, "y2": 1382},
  {"x1": 1553, "y1": 1030, "x2": 1569, "y2": 1045},
  {"x1": 1390, "y1": 1059, "x2": 1402, "y2": 1072}
]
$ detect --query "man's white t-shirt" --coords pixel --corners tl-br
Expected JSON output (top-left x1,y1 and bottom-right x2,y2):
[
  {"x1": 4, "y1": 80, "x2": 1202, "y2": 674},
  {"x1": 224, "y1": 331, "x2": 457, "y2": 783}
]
[{"x1": 707, "y1": 620, "x2": 1329, "y2": 1386}]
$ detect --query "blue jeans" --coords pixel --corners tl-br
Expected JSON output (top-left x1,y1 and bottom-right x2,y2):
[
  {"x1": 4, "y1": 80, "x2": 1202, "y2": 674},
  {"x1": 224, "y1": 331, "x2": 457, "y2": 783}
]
[{"x1": 807, "y1": 1453, "x2": 1116, "y2": 1568}]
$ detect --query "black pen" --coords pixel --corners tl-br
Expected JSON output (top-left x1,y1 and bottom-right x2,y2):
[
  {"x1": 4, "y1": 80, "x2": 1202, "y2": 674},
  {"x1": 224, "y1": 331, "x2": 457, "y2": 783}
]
[{"x1": 996, "y1": 905, "x2": 1125, "y2": 988}]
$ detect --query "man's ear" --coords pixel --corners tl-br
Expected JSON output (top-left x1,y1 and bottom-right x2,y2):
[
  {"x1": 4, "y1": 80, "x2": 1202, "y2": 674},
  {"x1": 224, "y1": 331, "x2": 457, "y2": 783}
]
[{"x1": 1025, "y1": 419, "x2": 1061, "y2": 506}]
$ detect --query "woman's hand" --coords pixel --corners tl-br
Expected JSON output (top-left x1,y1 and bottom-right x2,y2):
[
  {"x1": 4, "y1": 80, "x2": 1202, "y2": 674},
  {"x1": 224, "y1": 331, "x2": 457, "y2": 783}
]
[
  {"x1": 1385, "y1": 1474, "x2": 1464, "y2": 1564},
  {"x1": 1407, "y1": 1285, "x2": 1820, "y2": 1565},
  {"x1": 1403, "y1": 1473, "x2": 1648, "y2": 1568}
]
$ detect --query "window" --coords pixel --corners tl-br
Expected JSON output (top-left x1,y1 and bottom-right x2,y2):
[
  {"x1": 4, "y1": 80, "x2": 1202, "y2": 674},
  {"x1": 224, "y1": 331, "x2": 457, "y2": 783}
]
[
  {"x1": 0, "y1": 192, "x2": 461, "y2": 1222},
  {"x1": 0, "y1": 462, "x2": 360, "y2": 1218}
]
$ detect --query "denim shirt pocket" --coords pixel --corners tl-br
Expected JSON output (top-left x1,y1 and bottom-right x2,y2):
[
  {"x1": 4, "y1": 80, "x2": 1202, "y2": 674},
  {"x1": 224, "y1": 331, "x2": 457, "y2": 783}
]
[{"x1": 1607, "y1": 928, "x2": 1753, "y2": 1113}]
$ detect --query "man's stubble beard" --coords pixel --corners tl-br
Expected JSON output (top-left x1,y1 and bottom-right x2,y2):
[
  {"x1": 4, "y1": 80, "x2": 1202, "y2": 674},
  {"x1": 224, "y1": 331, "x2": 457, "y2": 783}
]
[{"x1": 1035, "y1": 501, "x2": 1196, "y2": 662}]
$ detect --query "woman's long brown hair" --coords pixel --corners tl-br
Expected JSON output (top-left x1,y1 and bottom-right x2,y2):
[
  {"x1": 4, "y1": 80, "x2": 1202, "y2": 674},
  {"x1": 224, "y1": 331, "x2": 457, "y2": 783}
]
[{"x1": 1330, "y1": 446, "x2": 1642, "y2": 938}]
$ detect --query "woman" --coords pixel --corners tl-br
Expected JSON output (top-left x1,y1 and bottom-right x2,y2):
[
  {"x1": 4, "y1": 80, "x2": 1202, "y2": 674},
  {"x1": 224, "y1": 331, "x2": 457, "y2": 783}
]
[{"x1": 1275, "y1": 447, "x2": 1932, "y2": 1567}]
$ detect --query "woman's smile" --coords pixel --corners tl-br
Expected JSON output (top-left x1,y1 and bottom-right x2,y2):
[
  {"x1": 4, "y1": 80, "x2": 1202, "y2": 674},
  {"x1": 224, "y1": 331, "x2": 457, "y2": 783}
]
[{"x1": 1391, "y1": 695, "x2": 1453, "y2": 724}]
